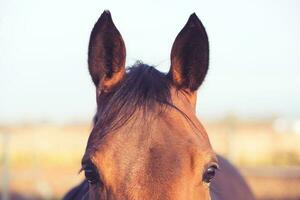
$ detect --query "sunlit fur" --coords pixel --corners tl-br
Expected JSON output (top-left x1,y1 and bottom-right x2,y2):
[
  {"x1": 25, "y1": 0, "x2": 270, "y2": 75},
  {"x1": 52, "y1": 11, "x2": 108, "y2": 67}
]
[
  {"x1": 63, "y1": 10, "x2": 255, "y2": 200},
  {"x1": 82, "y1": 62, "x2": 216, "y2": 200}
]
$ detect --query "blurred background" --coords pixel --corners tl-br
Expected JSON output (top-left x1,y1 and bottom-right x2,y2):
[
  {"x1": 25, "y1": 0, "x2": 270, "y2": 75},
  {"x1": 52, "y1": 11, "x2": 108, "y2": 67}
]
[{"x1": 1, "y1": 0, "x2": 300, "y2": 200}]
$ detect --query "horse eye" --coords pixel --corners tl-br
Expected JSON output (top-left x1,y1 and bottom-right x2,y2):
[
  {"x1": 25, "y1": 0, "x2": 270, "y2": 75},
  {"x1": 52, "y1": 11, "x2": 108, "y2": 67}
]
[
  {"x1": 203, "y1": 165, "x2": 218, "y2": 183},
  {"x1": 84, "y1": 166, "x2": 100, "y2": 184}
]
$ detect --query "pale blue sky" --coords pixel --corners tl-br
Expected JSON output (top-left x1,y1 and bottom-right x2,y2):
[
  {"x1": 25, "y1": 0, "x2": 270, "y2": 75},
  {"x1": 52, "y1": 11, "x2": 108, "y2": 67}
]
[{"x1": 0, "y1": 0, "x2": 299, "y2": 123}]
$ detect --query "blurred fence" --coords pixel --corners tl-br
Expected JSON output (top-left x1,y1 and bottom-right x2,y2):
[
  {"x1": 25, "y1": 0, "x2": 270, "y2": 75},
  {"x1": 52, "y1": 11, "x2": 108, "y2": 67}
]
[{"x1": 1, "y1": 132, "x2": 10, "y2": 200}]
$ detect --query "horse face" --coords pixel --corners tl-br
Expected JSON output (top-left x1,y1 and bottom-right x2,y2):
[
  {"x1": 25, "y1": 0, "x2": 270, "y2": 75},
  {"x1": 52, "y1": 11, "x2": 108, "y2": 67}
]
[{"x1": 83, "y1": 11, "x2": 217, "y2": 200}]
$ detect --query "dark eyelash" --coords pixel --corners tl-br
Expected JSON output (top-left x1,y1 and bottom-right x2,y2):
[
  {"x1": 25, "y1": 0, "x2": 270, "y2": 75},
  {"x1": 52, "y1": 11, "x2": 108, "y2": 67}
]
[
  {"x1": 81, "y1": 159, "x2": 101, "y2": 185},
  {"x1": 81, "y1": 159, "x2": 94, "y2": 172}
]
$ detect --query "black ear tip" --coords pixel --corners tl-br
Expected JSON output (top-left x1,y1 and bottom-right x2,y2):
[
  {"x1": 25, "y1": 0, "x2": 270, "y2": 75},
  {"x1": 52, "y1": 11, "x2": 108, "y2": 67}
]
[
  {"x1": 187, "y1": 13, "x2": 203, "y2": 27},
  {"x1": 190, "y1": 12, "x2": 197, "y2": 18},
  {"x1": 99, "y1": 10, "x2": 112, "y2": 21},
  {"x1": 102, "y1": 10, "x2": 111, "y2": 16}
]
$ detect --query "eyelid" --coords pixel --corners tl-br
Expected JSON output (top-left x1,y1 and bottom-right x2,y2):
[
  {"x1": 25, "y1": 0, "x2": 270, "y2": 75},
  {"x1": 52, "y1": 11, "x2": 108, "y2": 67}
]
[
  {"x1": 211, "y1": 162, "x2": 219, "y2": 170},
  {"x1": 82, "y1": 158, "x2": 95, "y2": 168},
  {"x1": 205, "y1": 162, "x2": 219, "y2": 172},
  {"x1": 80, "y1": 159, "x2": 98, "y2": 176}
]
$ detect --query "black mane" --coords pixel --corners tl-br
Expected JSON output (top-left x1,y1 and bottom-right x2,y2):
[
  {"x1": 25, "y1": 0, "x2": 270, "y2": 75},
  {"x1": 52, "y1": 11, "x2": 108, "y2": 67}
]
[{"x1": 84, "y1": 62, "x2": 172, "y2": 160}]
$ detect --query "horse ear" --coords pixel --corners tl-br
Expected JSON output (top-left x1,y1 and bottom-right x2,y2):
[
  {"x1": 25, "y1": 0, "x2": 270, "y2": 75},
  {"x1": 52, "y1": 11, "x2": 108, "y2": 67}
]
[
  {"x1": 168, "y1": 13, "x2": 209, "y2": 92},
  {"x1": 88, "y1": 11, "x2": 126, "y2": 92}
]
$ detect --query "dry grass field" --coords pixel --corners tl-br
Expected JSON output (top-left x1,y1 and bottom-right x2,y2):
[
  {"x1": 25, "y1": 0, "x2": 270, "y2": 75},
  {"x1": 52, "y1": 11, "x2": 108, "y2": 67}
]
[{"x1": 1, "y1": 118, "x2": 300, "y2": 200}]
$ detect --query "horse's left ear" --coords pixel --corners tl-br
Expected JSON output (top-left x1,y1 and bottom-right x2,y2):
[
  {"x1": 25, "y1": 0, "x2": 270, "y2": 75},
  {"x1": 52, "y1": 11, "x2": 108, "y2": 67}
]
[
  {"x1": 168, "y1": 13, "x2": 209, "y2": 92},
  {"x1": 88, "y1": 11, "x2": 126, "y2": 93}
]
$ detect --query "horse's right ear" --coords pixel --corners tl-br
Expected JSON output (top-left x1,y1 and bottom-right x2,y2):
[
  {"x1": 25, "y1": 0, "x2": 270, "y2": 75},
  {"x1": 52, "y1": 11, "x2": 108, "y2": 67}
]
[{"x1": 88, "y1": 11, "x2": 126, "y2": 93}]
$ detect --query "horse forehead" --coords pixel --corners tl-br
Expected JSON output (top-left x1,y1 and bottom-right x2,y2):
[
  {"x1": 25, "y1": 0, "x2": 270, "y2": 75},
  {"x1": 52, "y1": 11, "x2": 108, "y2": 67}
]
[
  {"x1": 90, "y1": 107, "x2": 214, "y2": 199},
  {"x1": 94, "y1": 112, "x2": 211, "y2": 171},
  {"x1": 92, "y1": 128, "x2": 209, "y2": 199},
  {"x1": 94, "y1": 92, "x2": 212, "y2": 162}
]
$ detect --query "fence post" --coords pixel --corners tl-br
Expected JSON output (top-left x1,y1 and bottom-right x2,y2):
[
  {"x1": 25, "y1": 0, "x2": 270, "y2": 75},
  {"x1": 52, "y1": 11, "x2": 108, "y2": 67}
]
[{"x1": 1, "y1": 131, "x2": 10, "y2": 200}]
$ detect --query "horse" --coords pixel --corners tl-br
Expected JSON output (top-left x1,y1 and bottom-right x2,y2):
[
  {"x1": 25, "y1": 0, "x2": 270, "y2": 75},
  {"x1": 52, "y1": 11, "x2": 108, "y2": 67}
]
[{"x1": 63, "y1": 10, "x2": 255, "y2": 200}]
